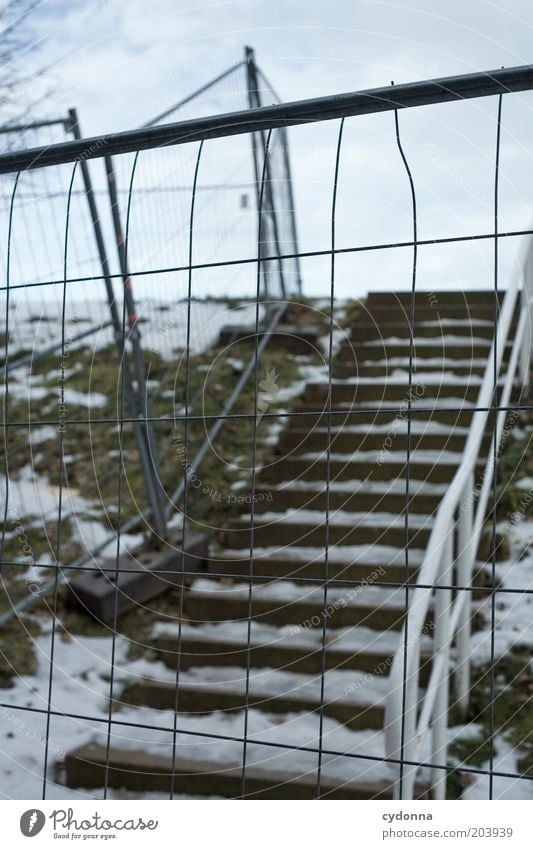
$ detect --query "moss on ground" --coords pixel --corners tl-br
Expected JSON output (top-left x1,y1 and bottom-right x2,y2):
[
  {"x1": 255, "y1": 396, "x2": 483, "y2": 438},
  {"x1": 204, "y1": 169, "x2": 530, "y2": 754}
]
[
  {"x1": 0, "y1": 616, "x2": 41, "y2": 688},
  {"x1": 496, "y1": 420, "x2": 533, "y2": 521}
]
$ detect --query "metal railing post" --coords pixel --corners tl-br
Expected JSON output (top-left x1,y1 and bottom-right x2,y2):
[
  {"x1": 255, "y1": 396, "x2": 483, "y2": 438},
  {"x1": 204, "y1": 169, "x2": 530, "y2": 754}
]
[
  {"x1": 520, "y1": 258, "x2": 532, "y2": 390},
  {"x1": 400, "y1": 641, "x2": 421, "y2": 800},
  {"x1": 431, "y1": 531, "x2": 453, "y2": 799},
  {"x1": 455, "y1": 473, "x2": 475, "y2": 716}
]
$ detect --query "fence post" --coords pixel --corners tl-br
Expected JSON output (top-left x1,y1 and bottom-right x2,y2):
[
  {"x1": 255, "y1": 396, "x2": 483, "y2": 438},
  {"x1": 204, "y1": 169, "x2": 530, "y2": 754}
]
[
  {"x1": 103, "y1": 153, "x2": 167, "y2": 538},
  {"x1": 67, "y1": 110, "x2": 167, "y2": 539},
  {"x1": 245, "y1": 46, "x2": 287, "y2": 301},
  {"x1": 431, "y1": 531, "x2": 453, "y2": 799},
  {"x1": 279, "y1": 124, "x2": 303, "y2": 296}
]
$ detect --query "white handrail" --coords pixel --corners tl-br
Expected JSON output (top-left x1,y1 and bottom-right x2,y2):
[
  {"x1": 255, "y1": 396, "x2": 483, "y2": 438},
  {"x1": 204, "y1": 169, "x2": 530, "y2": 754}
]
[{"x1": 384, "y1": 267, "x2": 530, "y2": 799}]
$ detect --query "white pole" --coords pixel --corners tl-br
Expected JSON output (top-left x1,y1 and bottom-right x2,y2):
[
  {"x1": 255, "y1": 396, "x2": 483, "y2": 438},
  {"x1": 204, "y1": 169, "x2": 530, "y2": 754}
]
[
  {"x1": 431, "y1": 530, "x2": 453, "y2": 798},
  {"x1": 455, "y1": 472, "x2": 474, "y2": 716}
]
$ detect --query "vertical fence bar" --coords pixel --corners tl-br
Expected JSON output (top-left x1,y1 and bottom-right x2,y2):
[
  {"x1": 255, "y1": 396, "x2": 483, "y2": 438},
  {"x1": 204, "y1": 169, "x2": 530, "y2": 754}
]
[
  {"x1": 431, "y1": 531, "x2": 453, "y2": 799},
  {"x1": 393, "y1": 92, "x2": 418, "y2": 800}
]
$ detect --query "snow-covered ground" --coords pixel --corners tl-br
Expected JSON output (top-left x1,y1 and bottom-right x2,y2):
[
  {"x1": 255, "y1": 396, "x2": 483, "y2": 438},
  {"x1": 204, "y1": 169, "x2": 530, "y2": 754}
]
[
  {"x1": 0, "y1": 626, "x2": 398, "y2": 799},
  {"x1": 454, "y1": 519, "x2": 533, "y2": 800},
  {"x1": 2, "y1": 518, "x2": 532, "y2": 800},
  {"x1": 4, "y1": 298, "x2": 266, "y2": 363}
]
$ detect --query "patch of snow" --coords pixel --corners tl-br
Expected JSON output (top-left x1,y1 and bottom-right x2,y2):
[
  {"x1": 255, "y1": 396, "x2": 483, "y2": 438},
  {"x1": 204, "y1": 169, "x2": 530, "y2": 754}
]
[
  {"x1": 243, "y1": 508, "x2": 431, "y2": 529},
  {"x1": 213, "y1": 543, "x2": 424, "y2": 566},
  {"x1": 190, "y1": 577, "x2": 409, "y2": 609}
]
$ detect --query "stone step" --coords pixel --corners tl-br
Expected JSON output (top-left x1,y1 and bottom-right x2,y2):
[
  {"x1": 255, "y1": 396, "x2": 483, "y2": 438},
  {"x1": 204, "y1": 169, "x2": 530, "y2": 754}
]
[
  {"x1": 120, "y1": 676, "x2": 386, "y2": 731},
  {"x1": 365, "y1": 290, "x2": 505, "y2": 307},
  {"x1": 338, "y1": 341, "x2": 509, "y2": 362},
  {"x1": 287, "y1": 405, "x2": 478, "y2": 429},
  {"x1": 356, "y1": 303, "x2": 518, "y2": 329},
  {"x1": 357, "y1": 306, "x2": 504, "y2": 325},
  {"x1": 152, "y1": 627, "x2": 432, "y2": 681},
  {"x1": 352, "y1": 322, "x2": 495, "y2": 341},
  {"x1": 303, "y1": 380, "x2": 483, "y2": 405},
  {"x1": 332, "y1": 361, "x2": 489, "y2": 379},
  {"x1": 259, "y1": 454, "x2": 478, "y2": 485},
  {"x1": 275, "y1": 427, "x2": 478, "y2": 456},
  {"x1": 251, "y1": 483, "x2": 443, "y2": 515},
  {"x1": 185, "y1": 581, "x2": 416, "y2": 631},
  {"x1": 206, "y1": 546, "x2": 420, "y2": 583},
  {"x1": 205, "y1": 553, "x2": 491, "y2": 597},
  {"x1": 65, "y1": 743, "x2": 426, "y2": 799},
  {"x1": 223, "y1": 512, "x2": 431, "y2": 549}
]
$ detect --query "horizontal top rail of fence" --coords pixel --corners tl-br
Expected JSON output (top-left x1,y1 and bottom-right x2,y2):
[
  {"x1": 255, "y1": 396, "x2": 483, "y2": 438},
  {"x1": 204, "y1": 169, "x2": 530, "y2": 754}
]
[{"x1": 0, "y1": 65, "x2": 532, "y2": 173}]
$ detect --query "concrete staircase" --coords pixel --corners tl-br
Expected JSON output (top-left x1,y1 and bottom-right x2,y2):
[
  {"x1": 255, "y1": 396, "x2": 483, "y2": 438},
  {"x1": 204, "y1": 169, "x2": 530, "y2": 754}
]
[{"x1": 65, "y1": 291, "x2": 507, "y2": 799}]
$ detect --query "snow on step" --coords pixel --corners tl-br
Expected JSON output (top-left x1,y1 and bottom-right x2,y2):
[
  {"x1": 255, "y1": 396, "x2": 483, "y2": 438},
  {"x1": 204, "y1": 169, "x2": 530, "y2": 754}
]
[
  {"x1": 214, "y1": 543, "x2": 425, "y2": 566},
  {"x1": 359, "y1": 335, "x2": 492, "y2": 347},
  {"x1": 296, "y1": 421, "x2": 470, "y2": 436},
  {"x1": 274, "y1": 478, "x2": 448, "y2": 495},
  {"x1": 245, "y1": 509, "x2": 432, "y2": 529},
  {"x1": 325, "y1": 397, "x2": 475, "y2": 409},
  {"x1": 132, "y1": 663, "x2": 394, "y2": 708},
  {"x1": 327, "y1": 373, "x2": 484, "y2": 385},
  {"x1": 362, "y1": 357, "x2": 490, "y2": 368},
  {"x1": 0, "y1": 631, "x2": 396, "y2": 793},
  {"x1": 153, "y1": 620, "x2": 433, "y2": 656},
  {"x1": 418, "y1": 318, "x2": 494, "y2": 327},
  {"x1": 300, "y1": 448, "x2": 464, "y2": 463},
  {"x1": 190, "y1": 578, "x2": 409, "y2": 610}
]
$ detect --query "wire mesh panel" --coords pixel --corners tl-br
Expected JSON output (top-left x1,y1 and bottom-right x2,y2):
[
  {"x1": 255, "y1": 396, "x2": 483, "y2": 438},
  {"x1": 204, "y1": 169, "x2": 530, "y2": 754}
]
[{"x1": 0, "y1": 63, "x2": 533, "y2": 804}]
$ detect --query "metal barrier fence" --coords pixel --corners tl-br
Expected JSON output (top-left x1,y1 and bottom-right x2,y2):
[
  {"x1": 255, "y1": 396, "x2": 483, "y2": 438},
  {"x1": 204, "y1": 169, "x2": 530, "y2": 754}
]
[{"x1": 0, "y1": 63, "x2": 533, "y2": 800}]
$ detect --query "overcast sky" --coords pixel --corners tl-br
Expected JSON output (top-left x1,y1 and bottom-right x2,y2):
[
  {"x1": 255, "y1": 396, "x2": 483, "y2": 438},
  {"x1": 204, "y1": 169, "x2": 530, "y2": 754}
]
[
  {"x1": 5, "y1": 0, "x2": 533, "y2": 300},
  {"x1": 32, "y1": 0, "x2": 533, "y2": 132}
]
